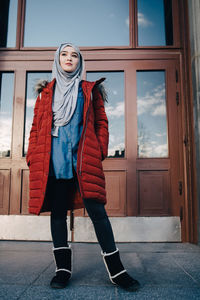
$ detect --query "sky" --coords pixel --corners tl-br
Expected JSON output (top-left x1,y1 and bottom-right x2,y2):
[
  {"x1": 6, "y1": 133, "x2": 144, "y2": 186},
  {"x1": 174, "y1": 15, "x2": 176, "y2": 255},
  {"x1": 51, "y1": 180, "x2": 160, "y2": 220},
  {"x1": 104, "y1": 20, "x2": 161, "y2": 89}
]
[
  {"x1": 24, "y1": 0, "x2": 129, "y2": 47},
  {"x1": 4, "y1": 0, "x2": 171, "y2": 47}
]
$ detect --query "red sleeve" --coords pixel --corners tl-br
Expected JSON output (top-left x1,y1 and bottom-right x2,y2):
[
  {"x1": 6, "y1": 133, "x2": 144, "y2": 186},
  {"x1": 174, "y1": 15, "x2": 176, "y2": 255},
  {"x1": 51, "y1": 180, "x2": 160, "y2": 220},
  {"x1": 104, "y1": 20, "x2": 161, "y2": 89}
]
[
  {"x1": 26, "y1": 94, "x2": 40, "y2": 166},
  {"x1": 92, "y1": 86, "x2": 109, "y2": 161}
]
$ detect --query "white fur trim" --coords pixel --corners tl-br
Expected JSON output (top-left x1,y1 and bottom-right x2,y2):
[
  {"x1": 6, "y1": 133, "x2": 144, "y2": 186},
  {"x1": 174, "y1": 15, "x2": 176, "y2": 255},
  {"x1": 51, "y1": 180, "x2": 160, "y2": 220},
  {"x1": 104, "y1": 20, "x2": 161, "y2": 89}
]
[
  {"x1": 52, "y1": 245, "x2": 71, "y2": 251},
  {"x1": 56, "y1": 268, "x2": 71, "y2": 274},
  {"x1": 52, "y1": 245, "x2": 73, "y2": 279},
  {"x1": 102, "y1": 255, "x2": 116, "y2": 285},
  {"x1": 111, "y1": 269, "x2": 126, "y2": 279},
  {"x1": 101, "y1": 248, "x2": 119, "y2": 257},
  {"x1": 101, "y1": 248, "x2": 126, "y2": 285}
]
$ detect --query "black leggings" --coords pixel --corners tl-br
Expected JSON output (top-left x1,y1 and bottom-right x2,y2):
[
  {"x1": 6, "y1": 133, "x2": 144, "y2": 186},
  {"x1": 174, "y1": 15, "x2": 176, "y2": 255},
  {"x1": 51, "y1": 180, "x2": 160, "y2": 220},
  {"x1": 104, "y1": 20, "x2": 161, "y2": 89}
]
[{"x1": 49, "y1": 178, "x2": 116, "y2": 253}]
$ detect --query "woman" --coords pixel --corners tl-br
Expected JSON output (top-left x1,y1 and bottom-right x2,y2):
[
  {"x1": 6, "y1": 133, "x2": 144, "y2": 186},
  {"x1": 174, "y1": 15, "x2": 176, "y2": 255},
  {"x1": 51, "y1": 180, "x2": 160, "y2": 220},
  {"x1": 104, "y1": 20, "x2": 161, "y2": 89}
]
[{"x1": 26, "y1": 43, "x2": 140, "y2": 291}]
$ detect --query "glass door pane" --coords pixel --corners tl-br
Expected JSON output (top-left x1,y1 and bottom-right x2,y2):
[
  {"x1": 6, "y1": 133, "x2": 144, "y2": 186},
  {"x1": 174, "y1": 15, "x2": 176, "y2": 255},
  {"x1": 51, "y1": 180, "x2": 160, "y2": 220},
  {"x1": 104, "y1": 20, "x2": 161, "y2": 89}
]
[
  {"x1": 137, "y1": 0, "x2": 173, "y2": 46},
  {"x1": 136, "y1": 70, "x2": 168, "y2": 157},
  {"x1": 0, "y1": 0, "x2": 18, "y2": 47},
  {"x1": 0, "y1": 72, "x2": 14, "y2": 157},
  {"x1": 87, "y1": 72, "x2": 125, "y2": 158},
  {"x1": 23, "y1": 72, "x2": 52, "y2": 155},
  {"x1": 24, "y1": 0, "x2": 129, "y2": 47}
]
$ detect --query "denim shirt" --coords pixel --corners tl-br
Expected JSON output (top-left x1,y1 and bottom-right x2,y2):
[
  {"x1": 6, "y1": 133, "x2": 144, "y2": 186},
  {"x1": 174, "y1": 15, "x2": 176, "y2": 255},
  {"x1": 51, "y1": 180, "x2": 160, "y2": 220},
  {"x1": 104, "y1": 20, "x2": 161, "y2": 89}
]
[{"x1": 49, "y1": 82, "x2": 84, "y2": 179}]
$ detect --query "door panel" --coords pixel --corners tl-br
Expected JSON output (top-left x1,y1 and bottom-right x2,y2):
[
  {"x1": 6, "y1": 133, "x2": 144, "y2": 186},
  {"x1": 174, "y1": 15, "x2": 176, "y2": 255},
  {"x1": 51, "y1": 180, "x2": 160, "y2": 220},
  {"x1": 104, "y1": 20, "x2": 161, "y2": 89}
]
[
  {"x1": 0, "y1": 169, "x2": 10, "y2": 214},
  {"x1": 138, "y1": 170, "x2": 170, "y2": 215}
]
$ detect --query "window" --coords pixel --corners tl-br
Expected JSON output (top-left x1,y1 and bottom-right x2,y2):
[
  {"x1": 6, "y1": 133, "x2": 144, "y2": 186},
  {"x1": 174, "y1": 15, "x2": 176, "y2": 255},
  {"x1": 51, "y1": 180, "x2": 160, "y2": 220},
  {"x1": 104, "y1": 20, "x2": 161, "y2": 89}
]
[
  {"x1": 0, "y1": 72, "x2": 14, "y2": 157},
  {"x1": 137, "y1": 0, "x2": 173, "y2": 46},
  {"x1": 0, "y1": 0, "x2": 18, "y2": 47},
  {"x1": 23, "y1": 72, "x2": 52, "y2": 155},
  {"x1": 87, "y1": 71, "x2": 125, "y2": 158},
  {"x1": 24, "y1": 0, "x2": 129, "y2": 47},
  {"x1": 136, "y1": 70, "x2": 168, "y2": 157}
]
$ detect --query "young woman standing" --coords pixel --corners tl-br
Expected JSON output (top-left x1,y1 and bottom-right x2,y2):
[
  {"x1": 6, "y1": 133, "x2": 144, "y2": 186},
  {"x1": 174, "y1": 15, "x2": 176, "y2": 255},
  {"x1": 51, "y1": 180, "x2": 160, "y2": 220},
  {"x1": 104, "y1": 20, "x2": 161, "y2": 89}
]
[{"x1": 26, "y1": 43, "x2": 140, "y2": 292}]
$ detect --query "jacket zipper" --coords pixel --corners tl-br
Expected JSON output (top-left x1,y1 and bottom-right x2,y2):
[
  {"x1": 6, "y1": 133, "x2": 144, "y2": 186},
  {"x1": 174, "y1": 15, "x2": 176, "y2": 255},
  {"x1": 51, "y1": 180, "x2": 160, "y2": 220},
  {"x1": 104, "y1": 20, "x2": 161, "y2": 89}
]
[{"x1": 79, "y1": 106, "x2": 90, "y2": 175}]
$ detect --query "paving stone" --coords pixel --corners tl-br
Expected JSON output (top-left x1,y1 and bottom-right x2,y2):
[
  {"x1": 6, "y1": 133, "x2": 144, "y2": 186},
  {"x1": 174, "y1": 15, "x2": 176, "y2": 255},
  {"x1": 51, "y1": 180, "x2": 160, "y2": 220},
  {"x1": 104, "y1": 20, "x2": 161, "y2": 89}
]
[
  {"x1": 117, "y1": 286, "x2": 200, "y2": 300},
  {"x1": 0, "y1": 241, "x2": 200, "y2": 300},
  {"x1": 172, "y1": 253, "x2": 200, "y2": 285},
  {"x1": 137, "y1": 252, "x2": 198, "y2": 287},
  {"x1": 0, "y1": 284, "x2": 27, "y2": 300},
  {"x1": 0, "y1": 250, "x2": 52, "y2": 285},
  {"x1": 19, "y1": 285, "x2": 117, "y2": 300}
]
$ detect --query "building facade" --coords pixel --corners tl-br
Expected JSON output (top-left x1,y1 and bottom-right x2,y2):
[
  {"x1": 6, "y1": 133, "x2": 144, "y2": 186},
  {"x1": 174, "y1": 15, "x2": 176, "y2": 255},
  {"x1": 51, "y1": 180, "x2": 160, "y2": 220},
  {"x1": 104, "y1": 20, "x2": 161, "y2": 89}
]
[{"x1": 0, "y1": 0, "x2": 199, "y2": 243}]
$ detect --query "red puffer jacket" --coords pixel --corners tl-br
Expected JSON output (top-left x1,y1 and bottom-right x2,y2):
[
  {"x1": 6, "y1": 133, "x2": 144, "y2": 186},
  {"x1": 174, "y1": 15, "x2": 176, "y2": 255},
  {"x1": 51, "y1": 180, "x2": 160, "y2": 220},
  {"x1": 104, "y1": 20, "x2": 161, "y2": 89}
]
[{"x1": 26, "y1": 78, "x2": 109, "y2": 215}]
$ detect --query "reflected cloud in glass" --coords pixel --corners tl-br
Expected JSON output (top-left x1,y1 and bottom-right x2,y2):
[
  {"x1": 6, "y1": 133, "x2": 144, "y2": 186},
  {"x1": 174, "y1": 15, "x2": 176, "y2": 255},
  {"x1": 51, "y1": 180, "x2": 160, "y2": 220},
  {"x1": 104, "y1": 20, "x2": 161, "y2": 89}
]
[
  {"x1": 0, "y1": 73, "x2": 14, "y2": 157},
  {"x1": 137, "y1": 71, "x2": 168, "y2": 158},
  {"x1": 87, "y1": 72, "x2": 125, "y2": 158},
  {"x1": 24, "y1": 72, "x2": 52, "y2": 155},
  {"x1": 24, "y1": 0, "x2": 129, "y2": 47},
  {"x1": 137, "y1": 0, "x2": 173, "y2": 46}
]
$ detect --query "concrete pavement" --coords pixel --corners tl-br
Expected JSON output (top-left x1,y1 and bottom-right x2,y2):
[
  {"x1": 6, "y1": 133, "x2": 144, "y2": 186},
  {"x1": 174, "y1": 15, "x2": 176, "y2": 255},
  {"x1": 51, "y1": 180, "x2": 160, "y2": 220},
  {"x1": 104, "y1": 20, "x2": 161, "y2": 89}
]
[{"x1": 0, "y1": 241, "x2": 200, "y2": 299}]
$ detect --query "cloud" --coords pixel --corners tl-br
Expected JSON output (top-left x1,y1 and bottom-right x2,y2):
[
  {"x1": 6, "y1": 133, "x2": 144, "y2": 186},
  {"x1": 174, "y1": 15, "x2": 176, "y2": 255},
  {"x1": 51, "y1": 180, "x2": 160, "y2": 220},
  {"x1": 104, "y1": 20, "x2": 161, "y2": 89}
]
[
  {"x1": 139, "y1": 142, "x2": 168, "y2": 158},
  {"x1": 0, "y1": 117, "x2": 12, "y2": 154},
  {"x1": 125, "y1": 17, "x2": 129, "y2": 27},
  {"x1": 155, "y1": 132, "x2": 167, "y2": 137},
  {"x1": 154, "y1": 143, "x2": 168, "y2": 156},
  {"x1": 26, "y1": 98, "x2": 36, "y2": 108},
  {"x1": 109, "y1": 134, "x2": 115, "y2": 144},
  {"x1": 105, "y1": 101, "x2": 124, "y2": 118},
  {"x1": 152, "y1": 104, "x2": 166, "y2": 116},
  {"x1": 138, "y1": 12, "x2": 153, "y2": 27},
  {"x1": 108, "y1": 142, "x2": 125, "y2": 157},
  {"x1": 137, "y1": 83, "x2": 166, "y2": 116},
  {"x1": 24, "y1": 118, "x2": 32, "y2": 154}
]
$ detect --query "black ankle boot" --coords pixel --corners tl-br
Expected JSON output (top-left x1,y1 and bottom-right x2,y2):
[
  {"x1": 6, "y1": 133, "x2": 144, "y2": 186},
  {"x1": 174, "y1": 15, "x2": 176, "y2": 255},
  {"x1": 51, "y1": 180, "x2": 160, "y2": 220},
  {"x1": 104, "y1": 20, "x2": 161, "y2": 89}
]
[
  {"x1": 50, "y1": 246, "x2": 72, "y2": 289},
  {"x1": 102, "y1": 248, "x2": 140, "y2": 292}
]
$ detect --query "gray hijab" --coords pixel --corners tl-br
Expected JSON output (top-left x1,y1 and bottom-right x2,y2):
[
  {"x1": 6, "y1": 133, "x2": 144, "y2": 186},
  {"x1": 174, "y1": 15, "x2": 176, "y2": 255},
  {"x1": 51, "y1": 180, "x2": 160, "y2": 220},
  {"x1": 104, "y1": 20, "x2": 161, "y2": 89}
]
[{"x1": 51, "y1": 43, "x2": 84, "y2": 137}]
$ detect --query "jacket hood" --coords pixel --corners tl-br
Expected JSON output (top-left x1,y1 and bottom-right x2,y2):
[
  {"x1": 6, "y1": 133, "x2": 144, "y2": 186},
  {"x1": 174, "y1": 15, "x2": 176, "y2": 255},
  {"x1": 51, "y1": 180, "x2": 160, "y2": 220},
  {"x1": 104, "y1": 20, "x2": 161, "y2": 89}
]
[
  {"x1": 34, "y1": 78, "x2": 107, "y2": 102},
  {"x1": 34, "y1": 79, "x2": 49, "y2": 95}
]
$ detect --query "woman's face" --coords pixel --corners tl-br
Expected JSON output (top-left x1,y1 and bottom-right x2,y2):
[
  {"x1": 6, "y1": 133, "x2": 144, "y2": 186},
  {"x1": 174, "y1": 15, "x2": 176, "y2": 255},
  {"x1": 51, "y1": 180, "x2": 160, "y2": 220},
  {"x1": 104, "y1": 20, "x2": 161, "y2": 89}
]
[{"x1": 59, "y1": 46, "x2": 79, "y2": 72}]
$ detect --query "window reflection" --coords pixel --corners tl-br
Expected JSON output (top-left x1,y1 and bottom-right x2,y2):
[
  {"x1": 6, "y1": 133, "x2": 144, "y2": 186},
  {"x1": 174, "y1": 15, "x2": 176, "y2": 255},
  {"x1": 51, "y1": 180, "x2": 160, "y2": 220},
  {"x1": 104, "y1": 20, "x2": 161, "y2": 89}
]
[
  {"x1": 0, "y1": 0, "x2": 18, "y2": 47},
  {"x1": 137, "y1": 0, "x2": 173, "y2": 46},
  {"x1": 87, "y1": 72, "x2": 125, "y2": 158},
  {"x1": 0, "y1": 72, "x2": 14, "y2": 157},
  {"x1": 23, "y1": 72, "x2": 52, "y2": 155},
  {"x1": 136, "y1": 71, "x2": 168, "y2": 158},
  {"x1": 24, "y1": 0, "x2": 129, "y2": 47}
]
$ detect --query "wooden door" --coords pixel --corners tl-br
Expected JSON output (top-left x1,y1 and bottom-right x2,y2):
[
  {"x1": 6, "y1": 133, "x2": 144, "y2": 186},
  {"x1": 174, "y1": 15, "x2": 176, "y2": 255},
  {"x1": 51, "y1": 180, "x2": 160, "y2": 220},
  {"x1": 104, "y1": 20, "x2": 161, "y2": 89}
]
[{"x1": 86, "y1": 59, "x2": 183, "y2": 220}]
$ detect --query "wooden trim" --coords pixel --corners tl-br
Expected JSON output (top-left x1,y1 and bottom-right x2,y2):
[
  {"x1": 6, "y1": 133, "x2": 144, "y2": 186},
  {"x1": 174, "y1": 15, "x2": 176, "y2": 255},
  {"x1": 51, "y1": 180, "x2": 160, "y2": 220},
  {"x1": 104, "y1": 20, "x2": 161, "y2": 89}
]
[
  {"x1": 0, "y1": 49, "x2": 181, "y2": 62},
  {"x1": 178, "y1": 0, "x2": 198, "y2": 243},
  {"x1": 129, "y1": 0, "x2": 135, "y2": 48},
  {"x1": 134, "y1": 0, "x2": 138, "y2": 47},
  {"x1": 172, "y1": 0, "x2": 181, "y2": 48},
  {"x1": 20, "y1": 0, "x2": 26, "y2": 49},
  {"x1": 16, "y1": 0, "x2": 23, "y2": 49},
  {"x1": 12, "y1": 70, "x2": 26, "y2": 159}
]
